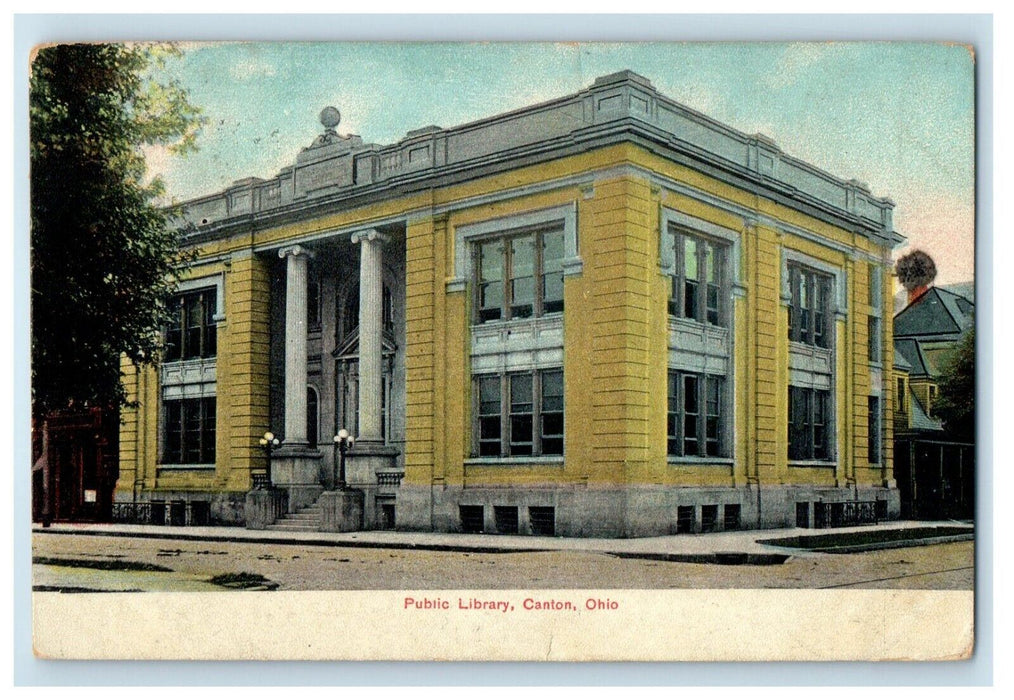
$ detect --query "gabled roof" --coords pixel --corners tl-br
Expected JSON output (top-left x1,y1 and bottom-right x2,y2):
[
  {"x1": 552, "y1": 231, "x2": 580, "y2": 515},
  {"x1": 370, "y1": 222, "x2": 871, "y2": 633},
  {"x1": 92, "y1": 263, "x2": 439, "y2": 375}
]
[
  {"x1": 894, "y1": 338, "x2": 927, "y2": 376},
  {"x1": 893, "y1": 340, "x2": 913, "y2": 371},
  {"x1": 908, "y1": 388, "x2": 944, "y2": 433},
  {"x1": 940, "y1": 282, "x2": 974, "y2": 303},
  {"x1": 894, "y1": 286, "x2": 974, "y2": 339}
]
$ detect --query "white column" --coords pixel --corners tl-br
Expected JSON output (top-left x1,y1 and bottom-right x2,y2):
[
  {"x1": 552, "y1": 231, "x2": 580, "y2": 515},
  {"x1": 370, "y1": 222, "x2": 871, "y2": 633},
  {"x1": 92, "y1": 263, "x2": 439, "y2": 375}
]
[
  {"x1": 352, "y1": 229, "x2": 387, "y2": 443},
  {"x1": 279, "y1": 245, "x2": 313, "y2": 446}
]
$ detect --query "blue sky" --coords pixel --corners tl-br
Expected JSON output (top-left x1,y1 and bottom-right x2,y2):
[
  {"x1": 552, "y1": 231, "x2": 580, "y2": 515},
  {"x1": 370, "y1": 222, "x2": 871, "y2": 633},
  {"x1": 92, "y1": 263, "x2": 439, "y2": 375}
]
[{"x1": 149, "y1": 41, "x2": 974, "y2": 284}]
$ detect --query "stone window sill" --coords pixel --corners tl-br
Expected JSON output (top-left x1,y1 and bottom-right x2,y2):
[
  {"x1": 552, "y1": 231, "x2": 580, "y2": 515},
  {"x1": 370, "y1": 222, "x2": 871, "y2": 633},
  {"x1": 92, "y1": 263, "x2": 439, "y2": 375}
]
[
  {"x1": 788, "y1": 460, "x2": 837, "y2": 468},
  {"x1": 470, "y1": 312, "x2": 564, "y2": 330},
  {"x1": 465, "y1": 456, "x2": 565, "y2": 467},
  {"x1": 158, "y1": 463, "x2": 216, "y2": 471},
  {"x1": 668, "y1": 457, "x2": 734, "y2": 466},
  {"x1": 666, "y1": 316, "x2": 730, "y2": 332}
]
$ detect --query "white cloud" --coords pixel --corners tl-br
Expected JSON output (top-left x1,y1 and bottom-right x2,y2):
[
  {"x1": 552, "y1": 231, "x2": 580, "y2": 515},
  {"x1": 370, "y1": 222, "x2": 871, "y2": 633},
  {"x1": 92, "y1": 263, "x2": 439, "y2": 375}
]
[
  {"x1": 228, "y1": 57, "x2": 277, "y2": 81},
  {"x1": 892, "y1": 192, "x2": 975, "y2": 286},
  {"x1": 763, "y1": 43, "x2": 834, "y2": 90}
]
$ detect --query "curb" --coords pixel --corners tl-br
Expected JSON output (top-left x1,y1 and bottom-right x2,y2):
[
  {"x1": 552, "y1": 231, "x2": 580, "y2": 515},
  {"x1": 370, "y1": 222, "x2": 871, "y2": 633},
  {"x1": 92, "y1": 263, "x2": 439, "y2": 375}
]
[
  {"x1": 32, "y1": 527, "x2": 552, "y2": 555},
  {"x1": 804, "y1": 533, "x2": 975, "y2": 554},
  {"x1": 606, "y1": 551, "x2": 791, "y2": 566}
]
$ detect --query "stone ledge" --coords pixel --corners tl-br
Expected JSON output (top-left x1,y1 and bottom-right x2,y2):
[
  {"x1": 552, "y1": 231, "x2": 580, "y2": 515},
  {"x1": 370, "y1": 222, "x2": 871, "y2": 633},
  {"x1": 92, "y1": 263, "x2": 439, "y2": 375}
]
[{"x1": 319, "y1": 490, "x2": 365, "y2": 532}]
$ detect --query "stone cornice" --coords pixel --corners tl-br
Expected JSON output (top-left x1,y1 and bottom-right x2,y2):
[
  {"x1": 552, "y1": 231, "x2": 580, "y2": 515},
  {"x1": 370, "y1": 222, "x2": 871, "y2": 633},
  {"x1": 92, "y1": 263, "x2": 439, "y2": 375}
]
[{"x1": 175, "y1": 71, "x2": 901, "y2": 247}]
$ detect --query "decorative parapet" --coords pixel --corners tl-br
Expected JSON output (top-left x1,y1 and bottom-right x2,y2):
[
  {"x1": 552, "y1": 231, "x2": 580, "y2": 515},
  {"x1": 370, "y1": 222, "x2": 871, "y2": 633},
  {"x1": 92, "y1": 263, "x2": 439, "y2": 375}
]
[
  {"x1": 160, "y1": 358, "x2": 217, "y2": 399},
  {"x1": 788, "y1": 342, "x2": 833, "y2": 391},
  {"x1": 177, "y1": 70, "x2": 899, "y2": 246},
  {"x1": 667, "y1": 318, "x2": 730, "y2": 376},
  {"x1": 470, "y1": 315, "x2": 564, "y2": 375}
]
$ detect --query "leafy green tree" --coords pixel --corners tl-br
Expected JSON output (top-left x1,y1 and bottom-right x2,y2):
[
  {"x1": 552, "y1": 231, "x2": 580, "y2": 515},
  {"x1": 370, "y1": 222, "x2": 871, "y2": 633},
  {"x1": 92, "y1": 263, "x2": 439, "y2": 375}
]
[
  {"x1": 934, "y1": 327, "x2": 975, "y2": 440},
  {"x1": 30, "y1": 43, "x2": 203, "y2": 417}
]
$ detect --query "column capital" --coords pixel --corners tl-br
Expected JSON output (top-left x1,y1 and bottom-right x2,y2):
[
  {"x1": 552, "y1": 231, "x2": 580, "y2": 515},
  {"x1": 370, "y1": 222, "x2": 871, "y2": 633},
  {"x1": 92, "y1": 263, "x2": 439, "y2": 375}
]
[
  {"x1": 351, "y1": 229, "x2": 389, "y2": 246},
  {"x1": 278, "y1": 244, "x2": 315, "y2": 260}
]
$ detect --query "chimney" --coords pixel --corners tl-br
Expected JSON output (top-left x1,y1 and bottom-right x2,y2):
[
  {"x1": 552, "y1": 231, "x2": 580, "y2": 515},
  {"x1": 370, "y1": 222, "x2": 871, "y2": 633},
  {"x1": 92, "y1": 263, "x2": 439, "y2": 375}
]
[{"x1": 908, "y1": 284, "x2": 930, "y2": 305}]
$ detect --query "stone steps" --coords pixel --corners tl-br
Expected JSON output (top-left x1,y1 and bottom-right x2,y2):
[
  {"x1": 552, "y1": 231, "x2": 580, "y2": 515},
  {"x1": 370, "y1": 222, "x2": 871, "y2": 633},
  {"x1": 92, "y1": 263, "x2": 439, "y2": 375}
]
[{"x1": 266, "y1": 502, "x2": 323, "y2": 532}]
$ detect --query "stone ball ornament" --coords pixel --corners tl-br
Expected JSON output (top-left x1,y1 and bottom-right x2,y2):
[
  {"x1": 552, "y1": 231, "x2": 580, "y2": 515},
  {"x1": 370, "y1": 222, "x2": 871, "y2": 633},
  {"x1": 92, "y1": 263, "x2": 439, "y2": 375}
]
[{"x1": 320, "y1": 106, "x2": 341, "y2": 130}]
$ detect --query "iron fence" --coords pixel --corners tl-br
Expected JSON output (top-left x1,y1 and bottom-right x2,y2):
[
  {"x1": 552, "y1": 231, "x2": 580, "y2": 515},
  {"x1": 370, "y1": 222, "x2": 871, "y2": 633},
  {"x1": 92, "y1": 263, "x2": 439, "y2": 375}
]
[
  {"x1": 814, "y1": 500, "x2": 882, "y2": 528},
  {"x1": 111, "y1": 501, "x2": 213, "y2": 526},
  {"x1": 111, "y1": 502, "x2": 156, "y2": 525}
]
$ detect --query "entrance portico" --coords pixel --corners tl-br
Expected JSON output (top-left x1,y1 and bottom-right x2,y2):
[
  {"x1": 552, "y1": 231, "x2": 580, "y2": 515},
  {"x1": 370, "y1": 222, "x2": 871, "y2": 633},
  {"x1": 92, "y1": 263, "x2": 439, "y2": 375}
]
[
  {"x1": 270, "y1": 244, "x2": 323, "y2": 511},
  {"x1": 259, "y1": 225, "x2": 405, "y2": 528}
]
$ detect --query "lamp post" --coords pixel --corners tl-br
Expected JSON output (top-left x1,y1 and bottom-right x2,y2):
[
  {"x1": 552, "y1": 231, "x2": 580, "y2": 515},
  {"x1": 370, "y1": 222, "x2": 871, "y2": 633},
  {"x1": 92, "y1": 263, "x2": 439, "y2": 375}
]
[
  {"x1": 332, "y1": 429, "x2": 355, "y2": 491},
  {"x1": 255, "y1": 431, "x2": 280, "y2": 489}
]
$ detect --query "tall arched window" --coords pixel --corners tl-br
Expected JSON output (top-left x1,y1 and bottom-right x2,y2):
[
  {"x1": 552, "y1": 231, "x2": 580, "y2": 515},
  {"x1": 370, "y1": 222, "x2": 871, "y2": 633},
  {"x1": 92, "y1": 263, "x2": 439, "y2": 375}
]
[
  {"x1": 335, "y1": 280, "x2": 395, "y2": 344},
  {"x1": 334, "y1": 275, "x2": 397, "y2": 443},
  {"x1": 306, "y1": 386, "x2": 319, "y2": 447}
]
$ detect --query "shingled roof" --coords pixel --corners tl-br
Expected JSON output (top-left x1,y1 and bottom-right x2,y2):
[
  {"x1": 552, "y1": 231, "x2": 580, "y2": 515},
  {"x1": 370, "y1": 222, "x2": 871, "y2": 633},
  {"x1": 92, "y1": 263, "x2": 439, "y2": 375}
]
[{"x1": 894, "y1": 286, "x2": 974, "y2": 339}]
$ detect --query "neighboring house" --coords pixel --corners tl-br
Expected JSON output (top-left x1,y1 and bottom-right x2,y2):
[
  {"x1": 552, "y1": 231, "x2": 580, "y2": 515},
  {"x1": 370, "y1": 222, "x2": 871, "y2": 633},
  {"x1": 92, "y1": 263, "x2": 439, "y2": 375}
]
[
  {"x1": 892, "y1": 285, "x2": 974, "y2": 520},
  {"x1": 32, "y1": 407, "x2": 119, "y2": 524},
  {"x1": 116, "y1": 71, "x2": 904, "y2": 536}
]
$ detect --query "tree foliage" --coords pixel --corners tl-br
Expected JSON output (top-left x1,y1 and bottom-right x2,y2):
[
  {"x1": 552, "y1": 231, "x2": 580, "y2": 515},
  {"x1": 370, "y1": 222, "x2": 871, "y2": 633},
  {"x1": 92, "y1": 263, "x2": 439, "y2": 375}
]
[
  {"x1": 934, "y1": 327, "x2": 975, "y2": 440},
  {"x1": 30, "y1": 43, "x2": 203, "y2": 416},
  {"x1": 895, "y1": 249, "x2": 937, "y2": 292}
]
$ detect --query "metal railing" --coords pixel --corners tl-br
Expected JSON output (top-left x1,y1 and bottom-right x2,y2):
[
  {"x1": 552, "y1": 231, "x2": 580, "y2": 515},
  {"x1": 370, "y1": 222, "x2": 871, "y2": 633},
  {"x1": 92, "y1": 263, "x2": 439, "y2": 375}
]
[
  {"x1": 111, "y1": 501, "x2": 213, "y2": 526},
  {"x1": 111, "y1": 502, "x2": 156, "y2": 525},
  {"x1": 376, "y1": 471, "x2": 405, "y2": 486},
  {"x1": 814, "y1": 500, "x2": 882, "y2": 529}
]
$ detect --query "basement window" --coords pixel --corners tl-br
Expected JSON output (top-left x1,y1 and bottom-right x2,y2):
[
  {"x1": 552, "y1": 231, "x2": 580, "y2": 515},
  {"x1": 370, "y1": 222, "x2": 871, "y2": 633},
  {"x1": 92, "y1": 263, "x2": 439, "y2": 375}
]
[
  {"x1": 676, "y1": 506, "x2": 695, "y2": 534},
  {"x1": 723, "y1": 504, "x2": 741, "y2": 531},
  {"x1": 460, "y1": 505, "x2": 485, "y2": 534},
  {"x1": 701, "y1": 505, "x2": 719, "y2": 533},
  {"x1": 529, "y1": 507, "x2": 556, "y2": 536},
  {"x1": 494, "y1": 506, "x2": 519, "y2": 535},
  {"x1": 795, "y1": 502, "x2": 810, "y2": 529}
]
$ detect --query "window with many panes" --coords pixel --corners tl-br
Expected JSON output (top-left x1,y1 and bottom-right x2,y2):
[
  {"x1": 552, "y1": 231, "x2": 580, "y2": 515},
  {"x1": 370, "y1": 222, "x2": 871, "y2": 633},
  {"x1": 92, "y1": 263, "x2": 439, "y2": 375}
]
[
  {"x1": 868, "y1": 395, "x2": 881, "y2": 464},
  {"x1": 788, "y1": 386, "x2": 831, "y2": 461},
  {"x1": 787, "y1": 266, "x2": 832, "y2": 348},
  {"x1": 474, "y1": 227, "x2": 565, "y2": 323},
  {"x1": 335, "y1": 283, "x2": 394, "y2": 343},
  {"x1": 307, "y1": 279, "x2": 321, "y2": 330},
  {"x1": 164, "y1": 288, "x2": 217, "y2": 362},
  {"x1": 868, "y1": 263, "x2": 882, "y2": 363},
  {"x1": 475, "y1": 369, "x2": 563, "y2": 457},
  {"x1": 163, "y1": 397, "x2": 216, "y2": 464},
  {"x1": 667, "y1": 371, "x2": 725, "y2": 458},
  {"x1": 307, "y1": 386, "x2": 319, "y2": 448},
  {"x1": 868, "y1": 316, "x2": 882, "y2": 364},
  {"x1": 669, "y1": 230, "x2": 728, "y2": 326}
]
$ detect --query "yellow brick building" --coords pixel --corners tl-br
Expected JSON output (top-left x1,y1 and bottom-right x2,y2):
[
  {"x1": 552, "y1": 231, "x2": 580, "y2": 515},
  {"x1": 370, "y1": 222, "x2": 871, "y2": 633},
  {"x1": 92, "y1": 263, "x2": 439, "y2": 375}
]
[{"x1": 116, "y1": 71, "x2": 903, "y2": 535}]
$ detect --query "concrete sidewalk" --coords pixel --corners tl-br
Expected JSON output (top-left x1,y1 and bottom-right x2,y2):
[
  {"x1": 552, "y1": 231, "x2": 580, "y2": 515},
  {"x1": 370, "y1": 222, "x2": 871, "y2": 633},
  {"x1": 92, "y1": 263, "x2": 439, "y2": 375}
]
[{"x1": 31, "y1": 519, "x2": 973, "y2": 563}]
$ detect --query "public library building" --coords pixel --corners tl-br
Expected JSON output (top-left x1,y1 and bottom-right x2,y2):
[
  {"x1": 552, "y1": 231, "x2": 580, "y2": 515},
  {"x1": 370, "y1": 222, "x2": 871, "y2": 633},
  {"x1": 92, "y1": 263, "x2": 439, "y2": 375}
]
[{"x1": 116, "y1": 71, "x2": 903, "y2": 536}]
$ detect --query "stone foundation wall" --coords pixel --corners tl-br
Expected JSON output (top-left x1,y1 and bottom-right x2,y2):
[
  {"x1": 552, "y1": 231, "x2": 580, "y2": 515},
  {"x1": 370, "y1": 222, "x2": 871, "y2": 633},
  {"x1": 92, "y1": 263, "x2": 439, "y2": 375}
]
[
  {"x1": 113, "y1": 490, "x2": 247, "y2": 526},
  {"x1": 397, "y1": 484, "x2": 900, "y2": 538}
]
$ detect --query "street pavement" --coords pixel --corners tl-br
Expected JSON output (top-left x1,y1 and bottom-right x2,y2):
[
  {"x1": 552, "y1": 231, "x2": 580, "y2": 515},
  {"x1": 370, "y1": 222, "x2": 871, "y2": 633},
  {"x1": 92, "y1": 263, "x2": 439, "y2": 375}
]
[
  {"x1": 32, "y1": 518, "x2": 972, "y2": 559},
  {"x1": 31, "y1": 520, "x2": 975, "y2": 591}
]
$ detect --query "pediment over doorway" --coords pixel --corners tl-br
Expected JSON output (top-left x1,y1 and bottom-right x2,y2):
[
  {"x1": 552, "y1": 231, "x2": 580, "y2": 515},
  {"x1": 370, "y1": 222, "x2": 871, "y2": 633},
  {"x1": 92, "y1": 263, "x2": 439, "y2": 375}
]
[{"x1": 332, "y1": 328, "x2": 397, "y2": 361}]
